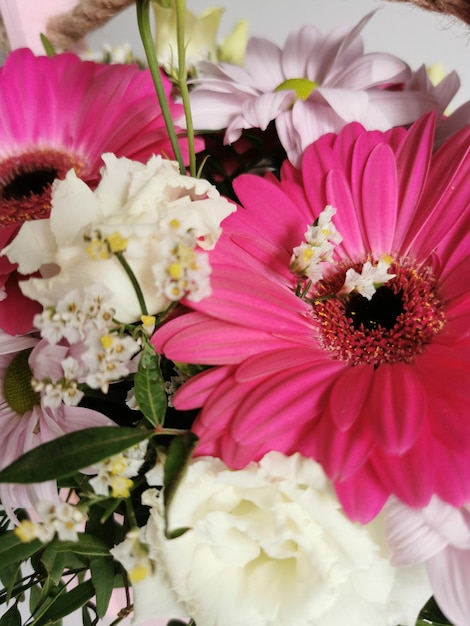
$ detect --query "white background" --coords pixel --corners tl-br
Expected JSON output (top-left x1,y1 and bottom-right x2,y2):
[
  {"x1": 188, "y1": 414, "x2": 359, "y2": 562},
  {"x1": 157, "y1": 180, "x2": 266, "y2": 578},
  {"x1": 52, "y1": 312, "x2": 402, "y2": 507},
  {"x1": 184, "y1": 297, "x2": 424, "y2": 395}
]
[{"x1": 88, "y1": 0, "x2": 470, "y2": 107}]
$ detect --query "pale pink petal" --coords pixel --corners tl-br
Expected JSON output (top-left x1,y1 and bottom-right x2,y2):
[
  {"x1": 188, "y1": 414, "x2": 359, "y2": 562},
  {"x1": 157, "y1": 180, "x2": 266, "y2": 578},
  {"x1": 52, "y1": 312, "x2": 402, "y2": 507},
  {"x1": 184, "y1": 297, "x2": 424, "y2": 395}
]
[
  {"x1": 384, "y1": 499, "x2": 450, "y2": 567},
  {"x1": 281, "y1": 25, "x2": 322, "y2": 78},
  {"x1": 241, "y1": 91, "x2": 294, "y2": 131},
  {"x1": 0, "y1": 0, "x2": 79, "y2": 53},
  {"x1": 243, "y1": 37, "x2": 284, "y2": 90},
  {"x1": 327, "y1": 53, "x2": 409, "y2": 89},
  {"x1": 428, "y1": 548, "x2": 470, "y2": 626}
]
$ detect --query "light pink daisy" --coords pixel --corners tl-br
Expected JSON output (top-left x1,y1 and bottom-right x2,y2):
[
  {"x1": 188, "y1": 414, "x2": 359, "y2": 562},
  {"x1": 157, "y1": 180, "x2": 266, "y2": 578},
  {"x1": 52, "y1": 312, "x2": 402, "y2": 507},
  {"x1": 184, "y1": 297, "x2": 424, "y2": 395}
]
[
  {"x1": 187, "y1": 12, "x2": 441, "y2": 167},
  {"x1": 0, "y1": 48, "x2": 195, "y2": 335},
  {"x1": 0, "y1": 334, "x2": 113, "y2": 521},
  {"x1": 385, "y1": 497, "x2": 470, "y2": 626},
  {"x1": 153, "y1": 113, "x2": 470, "y2": 522}
]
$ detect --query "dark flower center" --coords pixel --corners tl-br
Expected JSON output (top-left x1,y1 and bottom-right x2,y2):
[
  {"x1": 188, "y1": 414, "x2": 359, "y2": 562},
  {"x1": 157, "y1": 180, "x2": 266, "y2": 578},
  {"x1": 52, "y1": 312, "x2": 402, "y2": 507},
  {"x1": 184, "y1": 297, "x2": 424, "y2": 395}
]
[
  {"x1": 310, "y1": 260, "x2": 445, "y2": 366},
  {"x1": 0, "y1": 149, "x2": 86, "y2": 227},
  {"x1": 2, "y1": 167, "x2": 59, "y2": 201},
  {"x1": 346, "y1": 286, "x2": 404, "y2": 331}
]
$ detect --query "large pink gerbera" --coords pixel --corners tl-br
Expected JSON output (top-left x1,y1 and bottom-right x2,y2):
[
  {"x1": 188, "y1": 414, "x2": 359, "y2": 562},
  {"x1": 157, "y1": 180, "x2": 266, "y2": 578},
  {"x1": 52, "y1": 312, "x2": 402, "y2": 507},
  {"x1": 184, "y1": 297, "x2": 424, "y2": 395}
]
[
  {"x1": 153, "y1": 113, "x2": 470, "y2": 522},
  {"x1": 187, "y1": 12, "x2": 442, "y2": 168},
  {"x1": 0, "y1": 48, "x2": 193, "y2": 335}
]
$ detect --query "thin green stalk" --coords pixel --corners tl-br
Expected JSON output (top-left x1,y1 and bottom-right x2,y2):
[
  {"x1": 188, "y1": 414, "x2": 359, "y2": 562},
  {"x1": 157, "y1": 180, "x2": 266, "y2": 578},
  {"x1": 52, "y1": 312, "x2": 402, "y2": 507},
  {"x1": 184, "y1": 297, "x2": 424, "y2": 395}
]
[
  {"x1": 115, "y1": 251, "x2": 148, "y2": 316},
  {"x1": 175, "y1": 0, "x2": 197, "y2": 177},
  {"x1": 136, "y1": 0, "x2": 186, "y2": 174}
]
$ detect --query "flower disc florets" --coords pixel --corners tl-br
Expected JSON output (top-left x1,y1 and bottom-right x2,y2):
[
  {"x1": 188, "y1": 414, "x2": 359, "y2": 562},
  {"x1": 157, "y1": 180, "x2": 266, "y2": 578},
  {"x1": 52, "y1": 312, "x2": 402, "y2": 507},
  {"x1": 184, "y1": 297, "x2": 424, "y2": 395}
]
[
  {"x1": 311, "y1": 258, "x2": 445, "y2": 366},
  {"x1": 0, "y1": 150, "x2": 85, "y2": 227}
]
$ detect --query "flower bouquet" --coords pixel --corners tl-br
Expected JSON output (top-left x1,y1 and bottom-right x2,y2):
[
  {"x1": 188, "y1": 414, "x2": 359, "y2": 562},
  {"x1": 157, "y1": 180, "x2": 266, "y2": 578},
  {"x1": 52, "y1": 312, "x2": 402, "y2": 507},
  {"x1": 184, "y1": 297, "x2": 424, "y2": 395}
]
[{"x1": 0, "y1": 1, "x2": 469, "y2": 625}]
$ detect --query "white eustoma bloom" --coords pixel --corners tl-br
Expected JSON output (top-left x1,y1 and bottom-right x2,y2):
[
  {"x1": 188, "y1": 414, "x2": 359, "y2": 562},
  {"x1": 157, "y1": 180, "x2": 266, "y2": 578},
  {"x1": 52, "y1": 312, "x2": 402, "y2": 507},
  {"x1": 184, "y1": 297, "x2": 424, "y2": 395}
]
[
  {"x1": 3, "y1": 154, "x2": 236, "y2": 323},
  {"x1": 130, "y1": 452, "x2": 430, "y2": 626}
]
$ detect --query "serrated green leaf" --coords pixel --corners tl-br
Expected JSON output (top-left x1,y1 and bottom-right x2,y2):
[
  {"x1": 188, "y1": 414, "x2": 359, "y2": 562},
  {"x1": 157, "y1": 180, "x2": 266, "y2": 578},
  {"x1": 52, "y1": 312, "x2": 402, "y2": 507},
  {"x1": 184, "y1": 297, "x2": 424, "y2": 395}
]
[
  {"x1": 0, "y1": 604, "x2": 21, "y2": 626},
  {"x1": 163, "y1": 432, "x2": 198, "y2": 539},
  {"x1": 0, "y1": 531, "x2": 41, "y2": 569},
  {"x1": 0, "y1": 427, "x2": 152, "y2": 484},
  {"x1": 134, "y1": 344, "x2": 167, "y2": 427},
  {"x1": 32, "y1": 580, "x2": 95, "y2": 626},
  {"x1": 90, "y1": 556, "x2": 115, "y2": 618}
]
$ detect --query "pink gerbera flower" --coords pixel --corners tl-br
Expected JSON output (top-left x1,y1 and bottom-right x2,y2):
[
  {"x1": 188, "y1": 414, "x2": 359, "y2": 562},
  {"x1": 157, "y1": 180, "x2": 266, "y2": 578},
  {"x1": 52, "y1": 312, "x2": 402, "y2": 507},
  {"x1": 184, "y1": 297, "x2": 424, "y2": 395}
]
[
  {"x1": 153, "y1": 113, "x2": 470, "y2": 522},
  {"x1": 0, "y1": 333, "x2": 113, "y2": 521},
  {"x1": 0, "y1": 48, "x2": 193, "y2": 334},
  {"x1": 187, "y1": 12, "x2": 441, "y2": 167}
]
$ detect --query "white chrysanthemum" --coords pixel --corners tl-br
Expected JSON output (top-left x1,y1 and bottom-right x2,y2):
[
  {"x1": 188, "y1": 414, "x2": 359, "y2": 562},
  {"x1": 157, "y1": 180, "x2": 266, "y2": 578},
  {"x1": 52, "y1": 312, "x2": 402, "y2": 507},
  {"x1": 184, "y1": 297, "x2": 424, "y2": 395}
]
[
  {"x1": 3, "y1": 154, "x2": 236, "y2": 323},
  {"x1": 132, "y1": 452, "x2": 430, "y2": 626}
]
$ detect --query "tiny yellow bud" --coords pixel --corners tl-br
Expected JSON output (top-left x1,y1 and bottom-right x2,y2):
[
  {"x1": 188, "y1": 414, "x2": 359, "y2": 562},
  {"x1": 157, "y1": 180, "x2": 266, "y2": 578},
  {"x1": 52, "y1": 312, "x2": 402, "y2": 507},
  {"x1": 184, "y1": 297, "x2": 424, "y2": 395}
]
[
  {"x1": 168, "y1": 262, "x2": 183, "y2": 279},
  {"x1": 302, "y1": 247, "x2": 314, "y2": 261},
  {"x1": 14, "y1": 520, "x2": 37, "y2": 543},
  {"x1": 109, "y1": 456, "x2": 127, "y2": 475},
  {"x1": 100, "y1": 335, "x2": 114, "y2": 350},
  {"x1": 169, "y1": 218, "x2": 180, "y2": 229},
  {"x1": 110, "y1": 476, "x2": 133, "y2": 498},
  {"x1": 86, "y1": 241, "x2": 111, "y2": 260},
  {"x1": 107, "y1": 231, "x2": 129, "y2": 253},
  {"x1": 129, "y1": 563, "x2": 151, "y2": 583}
]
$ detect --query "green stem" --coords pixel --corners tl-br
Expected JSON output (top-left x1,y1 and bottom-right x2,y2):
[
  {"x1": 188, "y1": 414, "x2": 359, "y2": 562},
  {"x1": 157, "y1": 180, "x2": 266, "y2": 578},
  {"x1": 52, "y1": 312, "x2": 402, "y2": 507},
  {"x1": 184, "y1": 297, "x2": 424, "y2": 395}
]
[
  {"x1": 125, "y1": 497, "x2": 139, "y2": 530},
  {"x1": 136, "y1": 0, "x2": 186, "y2": 174},
  {"x1": 175, "y1": 0, "x2": 196, "y2": 177},
  {"x1": 115, "y1": 251, "x2": 148, "y2": 316}
]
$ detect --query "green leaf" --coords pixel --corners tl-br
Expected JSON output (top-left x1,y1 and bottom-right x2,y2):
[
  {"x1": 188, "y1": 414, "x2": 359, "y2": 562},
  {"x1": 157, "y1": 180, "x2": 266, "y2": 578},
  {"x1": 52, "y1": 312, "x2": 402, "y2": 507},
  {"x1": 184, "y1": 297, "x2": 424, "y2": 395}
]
[
  {"x1": 52, "y1": 534, "x2": 110, "y2": 557},
  {"x1": 0, "y1": 604, "x2": 21, "y2": 626},
  {"x1": 39, "y1": 34, "x2": 56, "y2": 57},
  {"x1": 32, "y1": 580, "x2": 95, "y2": 626},
  {"x1": 40, "y1": 544, "x2": 67, "y2": 587},
  {"x1": 0, "y1": 427, "x2": 152, "y2": 483},
  {"x1": 90, "y1": 556, "x2": 115, "y2": 618},
  {"x1": 163, "y1": 432, "x2": 198, "y2": 539},
  {"x1": 134, "y1": 343, "x2": 167, "y2": 427},
  {"x1": 0, "y1": 562, "x2": 22, "y2": 604},
  {"x1": 82, "y1": 605, "x2": 93, "y2": 626},
  {"x1": 0, "y1": 531, "x2": 41, "y2": 569}
]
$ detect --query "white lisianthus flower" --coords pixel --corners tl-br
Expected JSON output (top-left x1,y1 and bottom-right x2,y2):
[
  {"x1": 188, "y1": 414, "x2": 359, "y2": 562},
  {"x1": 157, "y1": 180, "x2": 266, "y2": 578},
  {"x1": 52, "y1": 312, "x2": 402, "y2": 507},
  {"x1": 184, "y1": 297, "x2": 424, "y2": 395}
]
[
  {"x1": 2, "y1": 154, "x2": 236, "y2": 323},
  {"x1": 130, "y1": 452, "x2": 430, "y2": 626}
]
